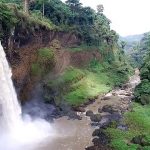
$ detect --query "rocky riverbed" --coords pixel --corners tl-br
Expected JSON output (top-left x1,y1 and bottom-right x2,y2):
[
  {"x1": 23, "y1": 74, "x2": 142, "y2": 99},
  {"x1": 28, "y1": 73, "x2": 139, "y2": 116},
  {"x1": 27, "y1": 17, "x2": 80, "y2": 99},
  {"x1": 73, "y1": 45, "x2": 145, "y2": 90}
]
[{"x1": 33, "y1": 70, "x2": 140, "y2": 150}]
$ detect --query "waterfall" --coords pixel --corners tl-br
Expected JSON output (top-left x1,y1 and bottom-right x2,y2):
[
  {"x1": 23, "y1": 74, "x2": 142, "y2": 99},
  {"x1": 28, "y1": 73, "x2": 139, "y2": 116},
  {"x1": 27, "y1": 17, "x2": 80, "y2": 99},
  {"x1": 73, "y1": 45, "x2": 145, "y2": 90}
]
[
  {"x1": 0, "y1": 42, "x2": 21, "y2": 132},
  {"x1": 0, "y1": 42, "x2": 55, "y2": 150}
]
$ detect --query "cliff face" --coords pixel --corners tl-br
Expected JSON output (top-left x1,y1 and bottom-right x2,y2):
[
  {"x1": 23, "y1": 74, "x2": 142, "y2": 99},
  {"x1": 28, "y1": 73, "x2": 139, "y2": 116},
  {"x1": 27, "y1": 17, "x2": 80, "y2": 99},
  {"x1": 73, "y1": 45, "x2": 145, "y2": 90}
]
[
  {"x1": 3, "y1": 26, "x2": 102, "y2": 102},
  {"x1": 2, "y1": 27, "x2": 81, "y2": 102}
]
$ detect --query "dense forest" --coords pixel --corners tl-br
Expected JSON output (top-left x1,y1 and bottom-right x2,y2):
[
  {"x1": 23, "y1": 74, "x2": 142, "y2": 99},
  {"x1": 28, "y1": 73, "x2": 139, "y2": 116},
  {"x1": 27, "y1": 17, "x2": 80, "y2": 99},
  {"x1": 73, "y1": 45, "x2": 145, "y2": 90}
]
[
  {"x1": 134, "y1": 33, "x2": 150, "y2": 105},
  {"x1": 0, "y1": 0, "x2": 118, "y2": 47},
  {"x1": 125, "y1": 33, "x2": 150, "y2": 68}
]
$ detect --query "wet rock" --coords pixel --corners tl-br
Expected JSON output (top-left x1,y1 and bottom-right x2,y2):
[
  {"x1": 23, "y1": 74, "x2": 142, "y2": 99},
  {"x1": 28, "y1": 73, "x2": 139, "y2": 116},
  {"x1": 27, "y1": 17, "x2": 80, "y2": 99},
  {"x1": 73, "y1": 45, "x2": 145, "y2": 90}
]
[
  {"x1": 99, "y1": 117, "x2": 111, "y2": 129},
  {"x1": 117, "y1": 124, "x2": 128, "y2": 131},
  {"x1": 102, "y1": 105, "x2": 118, "y2": 114},
  {"x1": 72, "y1": 106, "x2": 85, "y2": 112},
  {"x1": 92, "y1": 131, "x2": 110, "y2": 145},
  {"x1": 86, "y1": 110, "x2": 94, "y2": 117},
  {"x1": 121, "y1": 83, "x2": 130, "y2": 89},
  {"x1": 101, "y1": 96, "x2": 111, "y2": 100},
  {"x1": 98, "y1": 107, "x2": 102, "y2": 113},
  {"x1": 91, "y1": 122, "x2": 100, "y2": 127},
  {"x1": 99, "y1": 113, "x2": 122, "y2": 129},
  {"x1": 90, "y1": 114, "x2": 101, "y2": 122},
  {"x1": 125, "y1": 92, "x2": 132, "y2": 96},
  {"x1": 112, "y1": 92, "x2": 117, "y2": 96},
  {"x1": 92, "y1": 138, "x2": 102, "y2": 146},
  {"x1": 85, "y1": 146, "x2": 97, "y2": 150}
]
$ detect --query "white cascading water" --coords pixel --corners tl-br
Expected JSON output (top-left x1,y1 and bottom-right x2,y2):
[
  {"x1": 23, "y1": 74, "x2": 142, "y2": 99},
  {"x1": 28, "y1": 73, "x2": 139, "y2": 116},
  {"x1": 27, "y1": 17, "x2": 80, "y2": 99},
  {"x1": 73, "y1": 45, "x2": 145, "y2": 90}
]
[
  {"x1": 0, "y1": 42, "x2": 56, "y2": 150},
  {"x1": 0, "y1": 41, "x2": 22, "y2": 132}
]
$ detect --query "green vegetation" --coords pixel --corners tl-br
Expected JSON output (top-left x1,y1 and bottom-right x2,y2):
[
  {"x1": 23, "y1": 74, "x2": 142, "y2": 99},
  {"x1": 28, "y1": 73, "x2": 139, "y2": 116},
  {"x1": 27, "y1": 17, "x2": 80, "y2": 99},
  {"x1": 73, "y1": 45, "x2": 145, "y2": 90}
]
[
  {"x1": 125, "y1": 33, "x2": 150, "y2": 68},
  {"x1": 134, "y1": 33, "x2": 150, "y2": 105},
  {"x1": 106, "y1": 103, "x2": 150, "y2": 150},
  {"x1": 45, "y1": 59, "x2": 130, "y2": 106},
  {"x1": 31, "y1": 47, "x2": 54, "y2": 76},
  {"x1": 30, "y1": 0, "x2": 118, "y2": 46},
  {"x1": 1, "y1": 0, "x2": 118, "y2": 47},
  {"x1": 0, "y1": 2, "x2": 55, "y2": 43},
  {"x1": 68, "y1": 45, "x2": 99, "y2": 52},
  {"x1": 106, "y1": 33, "x2": 150, "y2": 150},
  {"x1": 0, "y1": 0, "x2": 133, "y2": 107}
]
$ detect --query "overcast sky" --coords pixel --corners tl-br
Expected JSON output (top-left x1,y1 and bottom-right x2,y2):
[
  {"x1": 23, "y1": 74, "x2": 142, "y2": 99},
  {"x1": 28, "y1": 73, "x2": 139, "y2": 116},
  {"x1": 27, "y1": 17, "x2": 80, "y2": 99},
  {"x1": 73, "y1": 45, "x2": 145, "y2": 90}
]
[{"x1": 62, "y1": 0, "x2": 150, "y2": 36}]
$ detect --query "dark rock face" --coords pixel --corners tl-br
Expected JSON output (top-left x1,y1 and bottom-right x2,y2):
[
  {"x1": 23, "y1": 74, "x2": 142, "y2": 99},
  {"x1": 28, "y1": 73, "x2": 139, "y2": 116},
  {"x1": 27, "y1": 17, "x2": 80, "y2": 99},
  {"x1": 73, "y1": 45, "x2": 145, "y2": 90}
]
[
  {"x1": 98, "y1": 107, "x2": 102, "y2": 113},
  {"x1": 86, "y1": 110, "x2": 94, "y2": 117},
  {"x1": 73, "y1": 106, "x2": 85, "y2": 112},
  {"x1": 92, "y1": 129, "x2": 110, "y2": 144},
  {"x1": 90, "y1": 114, "x2": 101, "y2": 122},
  {"x1": 86, "y1": 129, "x2": 111, "y2": 150},
  {"x1": 102, "y1": 105, "x2": 118, "y2": 114}
]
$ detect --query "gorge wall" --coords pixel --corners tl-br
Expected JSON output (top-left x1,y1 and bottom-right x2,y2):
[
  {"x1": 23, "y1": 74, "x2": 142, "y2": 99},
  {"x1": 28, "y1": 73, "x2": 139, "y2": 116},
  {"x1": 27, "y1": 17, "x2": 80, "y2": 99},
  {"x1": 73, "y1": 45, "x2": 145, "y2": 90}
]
[{"x1": 2, "y1": 27, "x2": 102, "y2": 102}]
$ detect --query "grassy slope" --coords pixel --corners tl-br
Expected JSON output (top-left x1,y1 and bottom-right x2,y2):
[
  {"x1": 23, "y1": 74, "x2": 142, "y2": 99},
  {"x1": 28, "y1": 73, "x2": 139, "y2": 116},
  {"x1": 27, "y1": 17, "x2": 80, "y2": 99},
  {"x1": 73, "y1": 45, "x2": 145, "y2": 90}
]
[
  {"x1": 46, "y1": 59, "x2": 129, "y2": 106},
  {"x1": 106, "y1": 103, "x2": 150, "y2": 150}
]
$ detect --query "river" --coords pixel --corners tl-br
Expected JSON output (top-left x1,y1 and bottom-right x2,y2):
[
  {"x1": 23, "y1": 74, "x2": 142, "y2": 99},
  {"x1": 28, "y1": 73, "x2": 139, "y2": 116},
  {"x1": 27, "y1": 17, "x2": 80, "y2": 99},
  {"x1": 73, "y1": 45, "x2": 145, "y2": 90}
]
[{"x1": 33, "y1": 70, "x2": 140, "y2": 150}]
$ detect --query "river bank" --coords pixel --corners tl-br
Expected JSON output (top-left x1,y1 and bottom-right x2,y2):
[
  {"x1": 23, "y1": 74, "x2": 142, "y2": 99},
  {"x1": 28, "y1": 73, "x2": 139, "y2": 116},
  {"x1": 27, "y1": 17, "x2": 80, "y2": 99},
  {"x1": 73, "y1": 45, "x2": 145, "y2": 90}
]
[{"x1": 32, "y1": 70, "x2": 140, "y2": 150}]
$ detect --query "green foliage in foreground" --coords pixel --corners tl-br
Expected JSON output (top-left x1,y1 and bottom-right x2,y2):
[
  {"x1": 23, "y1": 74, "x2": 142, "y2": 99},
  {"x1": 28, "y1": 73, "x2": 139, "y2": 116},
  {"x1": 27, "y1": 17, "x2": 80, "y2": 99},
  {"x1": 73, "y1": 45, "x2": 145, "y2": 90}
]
[
  {"x1": 106, "y1": 103, "x2": 150, "y2": 150},
  {"x1": 45, "y1": 60, "x2": 130, "y2": 106},
  {"x1": 31, "y1": 47, "x2": 54, "y2": 76}
]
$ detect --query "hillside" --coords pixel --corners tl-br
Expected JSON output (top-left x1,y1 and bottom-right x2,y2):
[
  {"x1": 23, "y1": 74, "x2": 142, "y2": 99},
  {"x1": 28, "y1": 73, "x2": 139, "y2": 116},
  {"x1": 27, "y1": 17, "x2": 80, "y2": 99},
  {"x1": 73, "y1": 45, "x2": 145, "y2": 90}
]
[
  {"x1": 0, "y1": 1, "x2": 132, "y2": 106},
  {"x1": 120, "y1": 34, "x2": 144, "y2": 43}
]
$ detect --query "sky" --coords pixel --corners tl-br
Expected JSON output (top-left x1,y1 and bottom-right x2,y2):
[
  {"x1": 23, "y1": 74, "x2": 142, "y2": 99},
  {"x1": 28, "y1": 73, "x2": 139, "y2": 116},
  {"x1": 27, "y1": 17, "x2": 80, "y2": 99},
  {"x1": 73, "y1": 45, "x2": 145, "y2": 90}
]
[{"x1": 62, "y1": 0, "x2": 150, "y2": 36}]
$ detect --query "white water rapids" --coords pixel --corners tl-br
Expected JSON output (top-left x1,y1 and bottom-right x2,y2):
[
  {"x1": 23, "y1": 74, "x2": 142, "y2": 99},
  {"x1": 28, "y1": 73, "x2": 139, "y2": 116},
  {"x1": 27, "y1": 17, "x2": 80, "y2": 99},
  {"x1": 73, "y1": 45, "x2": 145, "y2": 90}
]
[{"x1": 0, "y1": 42, "x2": 55, "y2": 150}]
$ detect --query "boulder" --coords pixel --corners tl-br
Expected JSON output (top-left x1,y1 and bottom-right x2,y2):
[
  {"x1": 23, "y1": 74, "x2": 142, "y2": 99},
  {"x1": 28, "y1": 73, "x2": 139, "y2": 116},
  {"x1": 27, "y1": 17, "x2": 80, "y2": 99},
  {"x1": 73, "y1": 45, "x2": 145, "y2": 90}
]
[
  {"x1": 125, "y1": 92, "x2": 132, "y2": 96},
  {"x1": 98, "y1": 107, "x2": 102, "y2": 113},
  {"x1": 90, "y1": 114, "x2": 101, "y2": 122},
  {"x1": 92, "y1": 131, "x2": 110, "y2": 145},
  {"x1": 92, "y1": 138, "x2": 102, "y2": 146},
  {"x1": 73, "y1": 106, "x2": 85, "y2": 112},
  {"x1": 92, "y1": 129, "x2": 102, "y2": 137},
  {"x1": 86, "y1": 110, "x2": 94, "y2": 117},
  {"x1": 112, "y1": 92, "x2": 117, "y2": 96},
  {"x1": 102, "y1": 105, "x2": 118, "y2": 114}
]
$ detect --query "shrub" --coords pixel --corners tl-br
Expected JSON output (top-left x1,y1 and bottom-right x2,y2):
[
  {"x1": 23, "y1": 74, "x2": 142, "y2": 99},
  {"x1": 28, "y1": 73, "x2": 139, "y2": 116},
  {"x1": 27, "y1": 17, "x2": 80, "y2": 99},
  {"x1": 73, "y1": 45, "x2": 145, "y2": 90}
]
[{"x1": 31, "y1": 47, "x2": 54, "y2": 77}]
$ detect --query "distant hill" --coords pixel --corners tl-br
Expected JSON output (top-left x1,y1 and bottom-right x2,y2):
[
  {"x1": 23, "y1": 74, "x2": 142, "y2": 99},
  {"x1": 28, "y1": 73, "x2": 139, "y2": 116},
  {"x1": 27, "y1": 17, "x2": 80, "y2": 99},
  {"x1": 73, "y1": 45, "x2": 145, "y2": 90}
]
[{"x1": 120, "y1": 34, "x2": 144, "y2": 43}]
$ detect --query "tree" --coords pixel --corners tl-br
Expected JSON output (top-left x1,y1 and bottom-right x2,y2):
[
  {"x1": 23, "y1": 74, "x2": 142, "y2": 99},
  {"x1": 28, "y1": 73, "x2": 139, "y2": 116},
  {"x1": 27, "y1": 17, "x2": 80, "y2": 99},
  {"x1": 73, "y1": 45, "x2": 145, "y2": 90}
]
[
  {"x1": 120, "y1": 41, "x2": 127, "y2": 49},
  {"x1": 97, "y1": 4, "x2": 104, "y2": 13},
  {"x1": 66, "y1": 0, "x2": 82, "y2": 13},
  {"x1": 24, "y1": 0, "x2": 29, "y2": 14}
]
